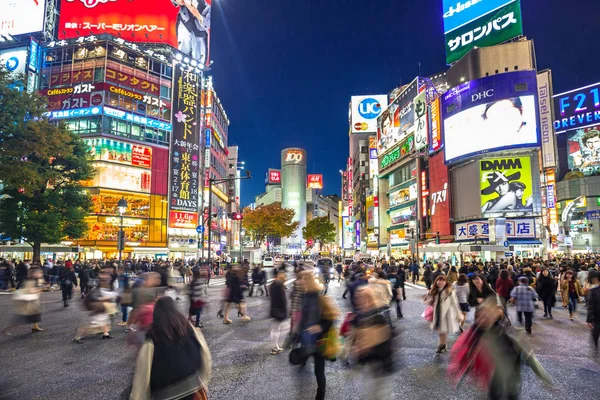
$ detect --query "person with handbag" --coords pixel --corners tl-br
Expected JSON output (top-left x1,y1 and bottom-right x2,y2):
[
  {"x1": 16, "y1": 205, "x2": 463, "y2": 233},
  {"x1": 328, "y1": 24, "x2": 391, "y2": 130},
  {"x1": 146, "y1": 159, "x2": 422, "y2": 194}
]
[
  {"x1": 293, "y1": 271, "x2": 339, "y2": 400},
  {"x1": 1, "y1": 268, "x2": 44, "y2": 335},
  {"x1": 269, "y1": 269, "x2": 288, "y2": 355},
  {"x1": 427, "y1": 275, "x2": 463, "y2": 354},
  {"x1": 130, "y1": 297, "x2": 212, "y2": 400}
]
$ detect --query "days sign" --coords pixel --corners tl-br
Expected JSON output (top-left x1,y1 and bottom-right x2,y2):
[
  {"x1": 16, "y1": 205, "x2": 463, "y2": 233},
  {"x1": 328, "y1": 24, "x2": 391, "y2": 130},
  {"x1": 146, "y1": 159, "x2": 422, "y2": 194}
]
[
  {"x1": 429, "y1": 97, "x2": 442, "y2": 153},
  {"x1": 414, "y1": 91, "x2": 429, "y2": 151},
  {"x1": 455, "y1": 218, "x2": 536, "y2": 241},
  {"x1": 58, "y1": 0, "x2": 212, "y2": 66},
  {"x1": 480, "y1": 156, "x2": 534, "y2": 216},
  {"x1": 442, "y1": 0, "x2": 516, "y2": 34},
  {"x1": 537, "y1": 71, "x2": 557, "y2": 169},
  {"x1": 351, "y1": 95, "x2": 388, "y2": 133},
  {"x1": 443, "y1": 71, "x2": 539, "y2": 164},
  {"x1": 445, "y1": 0, "x2": 523, "y2": 64},
  {"x1": 267, "y1": 169, "x2": 281, "y2": 184},
  {"x1": 168, "y1": 65, "x2": 200, "y2": 228},
  {"x1": 554, "y1": 82, "x2": 600, "y2": 133},
  {"x1": 0, "y1": 0, "x2": 46, "y2": 36},
  {"x1": 307, "y1": 174, "x2": 323, "y2": 189}
]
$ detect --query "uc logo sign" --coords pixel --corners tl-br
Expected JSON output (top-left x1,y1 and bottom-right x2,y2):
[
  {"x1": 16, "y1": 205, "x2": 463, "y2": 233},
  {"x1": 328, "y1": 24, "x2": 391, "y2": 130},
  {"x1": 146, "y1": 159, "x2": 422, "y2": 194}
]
[
  {"x1": 5, "y1": 56, "x2": 19, "y2": 72},
  {"x1": 358, "y1": 98, "x2": 382, "y2": 119}
]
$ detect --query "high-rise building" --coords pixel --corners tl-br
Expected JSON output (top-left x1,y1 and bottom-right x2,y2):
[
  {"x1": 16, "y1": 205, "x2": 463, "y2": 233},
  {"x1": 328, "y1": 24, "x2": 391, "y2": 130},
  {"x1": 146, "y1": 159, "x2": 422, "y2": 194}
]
[{"x1": 281, "y1": 148, "x2": 307, "y2": 252}]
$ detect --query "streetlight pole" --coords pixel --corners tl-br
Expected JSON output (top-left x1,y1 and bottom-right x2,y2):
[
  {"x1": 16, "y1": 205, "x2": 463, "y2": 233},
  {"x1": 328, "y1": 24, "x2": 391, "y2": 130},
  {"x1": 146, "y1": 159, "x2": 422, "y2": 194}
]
[{"x1": 117, "y1": 197, "x2": 128, "y2": 266}]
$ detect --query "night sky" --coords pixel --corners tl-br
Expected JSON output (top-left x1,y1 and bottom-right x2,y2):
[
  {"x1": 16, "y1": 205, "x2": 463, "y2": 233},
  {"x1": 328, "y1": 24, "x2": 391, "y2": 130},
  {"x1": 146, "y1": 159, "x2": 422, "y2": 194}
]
[{"x1": 210, "y1": 0, "x2": 600, "y2": 206}]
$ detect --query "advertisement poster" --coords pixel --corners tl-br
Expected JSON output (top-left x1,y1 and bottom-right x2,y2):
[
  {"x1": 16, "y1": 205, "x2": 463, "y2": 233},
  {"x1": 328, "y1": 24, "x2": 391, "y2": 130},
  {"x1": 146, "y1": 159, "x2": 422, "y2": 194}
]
[
  {"x1": 442, "y1": 0, "x2": 517, "y2": 34},
  {"x1": 554, "y1": 81, "x2": 600, "y2": 133},
  {"x1": 429, "y1": 151, "x2": 451, "y2": 236},
  {"x1": 443, "y1": 70, "x2": 539, "y2": 163},
  {"x1": 351, "y1": 95, "x2": 387, "y2": 133},
  {"x1": 58, "y1": 0, "x2": 211, "y2": 65},
  {"x1": 389, "y1": 184, "x2": 417, "y2": 207},
  {"x1": 445, "y1": 0, "x2": 522, "y2": 64},
  {"x1": 86, "y1": 138, "x2": 152, "y2": 168},
  {"x1": 429, "y1": 97, "x2": 442, "y2": 153},
  {"x1": 390, "y1": 205, "x2": 416, "y2": 225},
  {"x1": 307, "y1": 174, "x2": 323, "y2": 189},
  {"x1": 378, "y1": 79, "x2": 417, "y2": 153},
  {"x1": 566, "y1": 124, "x2": 600, "y2": 176},
  {"x1": 168, "y1": 65, "x2": 200, "y2": 229},
  {"x1": 0, "y1": 0, "x2": 46, "y2": 36},
  {"x1": 480, "y1": 156, "x2": 533, "y2": 215},
  {"x1": 413, "y1": 91, "x2": 428, "y2": 151}
]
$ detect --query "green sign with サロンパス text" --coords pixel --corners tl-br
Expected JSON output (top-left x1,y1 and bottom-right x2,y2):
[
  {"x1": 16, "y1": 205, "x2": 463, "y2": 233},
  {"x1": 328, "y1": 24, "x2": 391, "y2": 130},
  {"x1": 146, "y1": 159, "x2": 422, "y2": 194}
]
[{"x1": 445, "y1": 0, "x2": 523, "y2": 64}]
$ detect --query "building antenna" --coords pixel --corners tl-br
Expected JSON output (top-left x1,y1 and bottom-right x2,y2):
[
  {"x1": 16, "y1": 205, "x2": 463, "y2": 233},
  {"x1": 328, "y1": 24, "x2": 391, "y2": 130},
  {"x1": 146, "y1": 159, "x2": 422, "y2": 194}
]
[{"x1": 418, "y1": 62, "x2": 421, "y2": 77}]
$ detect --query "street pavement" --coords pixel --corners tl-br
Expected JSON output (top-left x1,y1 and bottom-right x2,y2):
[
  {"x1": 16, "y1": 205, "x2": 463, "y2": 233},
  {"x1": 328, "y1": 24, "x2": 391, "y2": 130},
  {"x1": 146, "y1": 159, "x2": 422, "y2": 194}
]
[{"x1": 0, "y1": 276, "x2": 599, "y2": 400}]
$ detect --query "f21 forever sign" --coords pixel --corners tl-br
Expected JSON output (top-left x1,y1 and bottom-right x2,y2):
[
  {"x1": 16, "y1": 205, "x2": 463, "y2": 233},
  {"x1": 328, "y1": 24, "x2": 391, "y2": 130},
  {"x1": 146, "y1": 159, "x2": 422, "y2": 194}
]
[{"x1": 444, "y1": 0, "x2": 523, "y2": 64}]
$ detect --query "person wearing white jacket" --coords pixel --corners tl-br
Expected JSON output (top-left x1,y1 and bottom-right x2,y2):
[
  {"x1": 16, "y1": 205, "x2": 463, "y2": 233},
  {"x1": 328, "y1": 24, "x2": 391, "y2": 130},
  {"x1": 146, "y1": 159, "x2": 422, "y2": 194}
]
[{"x1": 428, "y1": 275, "x2": 463, "y2": 354}]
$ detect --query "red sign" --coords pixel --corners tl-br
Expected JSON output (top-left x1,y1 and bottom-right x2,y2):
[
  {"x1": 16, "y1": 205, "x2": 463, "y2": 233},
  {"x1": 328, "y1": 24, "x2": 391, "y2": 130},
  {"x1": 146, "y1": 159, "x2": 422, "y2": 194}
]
[
  {"x1": 132, "y1": 145, "x2": 152, "y2": 168},
  {"x1": 307, "y1": 174, "x2": 323, "y2": 189},
  {"x1": 168, "y1": 210, "x2": 199, "y2": 229},
  {"x1": 268, "y1": 169, "x2": 281, "y2": 184},
  {"x1": 429, "y1": 151, "x2": 451, "y2": 237},
  {"x1": 58, "y1": 0, "x2": 211, "y2": 66}
]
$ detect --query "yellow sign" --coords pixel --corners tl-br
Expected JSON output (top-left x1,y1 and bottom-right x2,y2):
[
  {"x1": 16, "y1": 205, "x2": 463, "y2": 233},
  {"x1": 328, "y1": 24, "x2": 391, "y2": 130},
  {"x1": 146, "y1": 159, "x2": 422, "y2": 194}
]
[{"x1": 480, "y1": 157, "x2": 533, "y2": 215}]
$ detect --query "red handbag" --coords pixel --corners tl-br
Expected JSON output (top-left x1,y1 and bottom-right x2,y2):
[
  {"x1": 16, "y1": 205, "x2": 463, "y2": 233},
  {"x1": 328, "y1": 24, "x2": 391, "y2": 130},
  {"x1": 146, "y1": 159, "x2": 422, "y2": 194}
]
[{"x1": 340, "y1": 312, "x2": 355, "y2": 337}]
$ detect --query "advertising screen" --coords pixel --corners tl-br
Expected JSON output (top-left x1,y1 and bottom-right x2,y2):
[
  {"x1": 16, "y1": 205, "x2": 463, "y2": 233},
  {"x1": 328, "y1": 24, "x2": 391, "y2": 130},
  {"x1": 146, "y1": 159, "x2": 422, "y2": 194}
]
[
  {"x1": 566, "y1": 124, "x2": 600, "y2": 176},
  {"x1": 553, "y1": 82, "x2": 600, "y2": 133},
  {"x1": 378, "y1": 80, "x2": 418, "y2": 153},
  {"x1": 445, "y1": 0, "x2": 522, "y2": 64},
  {"x1": 443, "y1": 71, "x2": 539, "y2": 164},
  {"x1": 429, "y1": 151, "x2": 451, "y2": 236},
  {"x1": 389, "y1": 184, "x2": 417, "y2": 207},
  {"x1": 168, "y1": 66, "x2": 200, "y2": 229},
  {"x1": 390, "y1": 205, "x2": 416, "y2": 225},
  {"x1": 307, "y1": 174, "x2": 323, "y2": 189},
  {"x1": 58, "y1": 0, "x2": 211, "y2": 65},
  {"x1": 442, "y1": 0, "x2": 516, "y2": 34},
  {"x1": 480, "y1": 156, "x2": 533, "y2": 216},
  {"x1": 351, "y1": 95, "x2": 387, "y2": 133},
  {"x1": 0, "y1": 0, "x2": 45, "y2": 36},
  {"x1": 86, "y1": 138, "x2": 152, "y2": 168},
  {"x1": 87, "y1": 164, "x2": 151, "y2": 193}
]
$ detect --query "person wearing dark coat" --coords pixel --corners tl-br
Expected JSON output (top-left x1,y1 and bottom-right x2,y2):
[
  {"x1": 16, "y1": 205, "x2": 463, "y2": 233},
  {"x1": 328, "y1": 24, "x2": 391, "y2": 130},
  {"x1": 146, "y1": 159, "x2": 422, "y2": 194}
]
[
  {"x1": 269, "y1": 269, "x2": 288, "y2": 354},
  {"x1": 15, "y1": 261, "x2": 28, "y2": 289},
  {"x1": 59, "y1": 265, "x2": 78, "y2": 307},
  {"x1": 223, "y1": 266, "x2": 250, "y2": 324},
  {"x1": 79, "y1": 264, "x2": 92, "y2": 298},
  {"x1": 536, "y1": 268, "x2": 557, "y2": 319},
  {"x1": 587, "y1": 270, "x2": 600, "y2": 353},
  {"x1": 423, "y1": 265, "x2": 433, "y2": 290}
]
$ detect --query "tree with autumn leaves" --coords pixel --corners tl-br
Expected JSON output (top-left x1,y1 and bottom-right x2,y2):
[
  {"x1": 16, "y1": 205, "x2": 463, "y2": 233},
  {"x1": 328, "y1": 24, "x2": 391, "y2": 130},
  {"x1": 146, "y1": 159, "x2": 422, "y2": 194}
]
[
  {"x1": 302, "y1": 216, "x2": 337, "y2": 249},
  {"x1": 0, "y1": 66, "x2": 95, "y2": 263},
  {"x1": 242, "y1": 204, "x2": 299, "y2": 249}
]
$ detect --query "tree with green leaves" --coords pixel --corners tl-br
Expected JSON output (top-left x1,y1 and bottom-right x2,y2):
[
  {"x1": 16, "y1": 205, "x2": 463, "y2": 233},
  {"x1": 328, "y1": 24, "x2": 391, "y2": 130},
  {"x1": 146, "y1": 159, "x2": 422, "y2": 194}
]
[
  {"x1": 242, "y1": 204, "x2": 299, "y2": 249},
  {"x1": 0, "y1": 66, "x2": 95, "y2": 263},
  {"x1": 302, "y1": 216, "x2": 336, "y2": 248}
]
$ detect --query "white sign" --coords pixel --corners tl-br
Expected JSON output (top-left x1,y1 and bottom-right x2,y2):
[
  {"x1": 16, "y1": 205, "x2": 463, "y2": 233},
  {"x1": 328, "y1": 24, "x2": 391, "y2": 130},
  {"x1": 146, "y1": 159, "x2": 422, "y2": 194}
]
[
  {"x1": 351, "y1": 95, "x2": 388, "y2": 133},
  {"x1": 537, "y1": 70, "x2": 557, "y2": 169},
  {"x1": 455, "y1": 218, "x2": 536, "y2": 241},
  {"x1": 0, "y1": 47, "x2": 27, "y2": 75},
  {"x1": 0, "y1": 0, "x2": 46, "y2": 36},
  {"x1": 413, "y1": 91, "x2": 428, "y2": 151}
]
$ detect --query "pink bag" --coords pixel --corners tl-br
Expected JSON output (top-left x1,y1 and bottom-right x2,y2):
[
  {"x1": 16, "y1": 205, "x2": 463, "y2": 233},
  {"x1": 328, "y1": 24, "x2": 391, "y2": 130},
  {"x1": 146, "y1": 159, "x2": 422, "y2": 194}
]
[{"x1": 422, "y1": 305, "x2": 434, "y2": 322}]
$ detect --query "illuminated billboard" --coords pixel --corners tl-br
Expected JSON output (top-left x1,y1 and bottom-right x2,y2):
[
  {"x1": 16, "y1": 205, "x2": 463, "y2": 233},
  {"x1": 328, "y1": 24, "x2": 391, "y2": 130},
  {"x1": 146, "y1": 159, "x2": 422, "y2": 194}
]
[
  {"x1": 307, "y1": 174, "x2": 323, "y2": 189},
  {"x1": 445, "y1": 0, "x2": 523, "y2": 64},
  {"x1": 442, "y1": 0, "x2": 516, "y2": 34},
  {"x1": 429, "y1": 151, "x2": 451, "y2": 237},
  {"x1": 0, "y1": 47, "x2": 27, "y2": 75},
  {"x1": 413, "y1": 90, "x2": 428, "y2": 151},
  {"x1": 266, "y1": 169, "x2": 281, "y2": 184},
  {"x1": 85, "y1": 138, "x2": 152, "y2": 168},
  {"x1": 0, "y1": 0, "x2": 45, "y2": 36},
  {"x1": 378, "y1": 80, "x2": 418, "y2": 153},
  {"x1": 351, "y1": 95, "x2": 387, "y2": 133},
  {"x1": 566, "y1": 124, "x2": 600, "y2": 176},
  {"x1": 480, "y1": 156, "x2": 534, "y2": 216},
  {"x1": 553, "y1": 82, "x2": 600, "y2": 133},
  {"x1": 58, "y1": 0, "x2": 211, "y2": 65},
  {"x1": 168, "y1": 66, "x2": 200, "y2": 229},
  {"x1": 443, "y1": 71, "x2": 539, "y2": 164}
]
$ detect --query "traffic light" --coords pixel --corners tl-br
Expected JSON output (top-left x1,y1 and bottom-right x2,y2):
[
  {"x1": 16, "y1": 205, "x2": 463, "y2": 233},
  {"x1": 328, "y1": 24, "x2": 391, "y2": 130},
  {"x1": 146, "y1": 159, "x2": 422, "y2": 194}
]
[
  {"x1": 307, "y1": 239, "x2": 314, "y2": 247},
  {"x1": 230, "y1": 212, "x2": 243, "y2": 221},
  {"x1": 435, "y1": 232, "x2": 440, "y2": 244}
]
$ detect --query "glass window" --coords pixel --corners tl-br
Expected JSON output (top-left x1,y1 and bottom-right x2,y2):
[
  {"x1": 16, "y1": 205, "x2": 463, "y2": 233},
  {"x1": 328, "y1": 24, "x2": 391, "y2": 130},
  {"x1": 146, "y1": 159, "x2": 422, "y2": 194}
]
[
  {"x1": 131, "y1": 125, "x2": 141, "y2": 138},
  {"x1": 94, "y1": 67, "x2": 105, "y2": 81},
  {"x1": 160, "y1": 85, "x2": 170, "y2": 99}
]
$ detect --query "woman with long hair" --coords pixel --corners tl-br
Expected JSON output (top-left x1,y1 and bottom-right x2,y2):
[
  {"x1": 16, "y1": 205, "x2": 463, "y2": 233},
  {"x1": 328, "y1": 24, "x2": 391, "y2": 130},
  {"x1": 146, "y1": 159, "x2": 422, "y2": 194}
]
[
  {"x1": 561, "y1": 269, "x2": 583, "y2": 321},
  {"x1": 447, "y1": 266, "x2": 459, "y2": 286},
  {"x1": 222, "y1": 266, "x2": 250, "y2": 324},
  {"x1": 536, "y1": 268, "x2": 557, "y2": 319},
  {"x1": 427, "y1": 275, "x2": 463, "y2": 353},
  {"x1": 467, "y1": 273, "x2": 498, "y2": 310},
  {"x1": 130, "y1": 297, "x2": 211, "y2": 399}
]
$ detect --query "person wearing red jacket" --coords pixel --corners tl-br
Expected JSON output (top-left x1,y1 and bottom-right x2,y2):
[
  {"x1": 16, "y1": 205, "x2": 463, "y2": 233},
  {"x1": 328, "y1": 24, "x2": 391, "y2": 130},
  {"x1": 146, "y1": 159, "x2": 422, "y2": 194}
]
[{"x1": 495, "y1": 269, "x2": 515, "y2": 309}]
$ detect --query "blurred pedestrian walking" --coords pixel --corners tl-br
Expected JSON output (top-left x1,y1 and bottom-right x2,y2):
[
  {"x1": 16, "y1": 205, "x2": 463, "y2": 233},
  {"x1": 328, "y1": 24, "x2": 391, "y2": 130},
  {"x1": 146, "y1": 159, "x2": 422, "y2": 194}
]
[
  {"x1": 426, "y1": 275, "x2": 463, "y2": 353},
  {"x1": 1, "y1": 268, "x2": 44, "y2": 335}
]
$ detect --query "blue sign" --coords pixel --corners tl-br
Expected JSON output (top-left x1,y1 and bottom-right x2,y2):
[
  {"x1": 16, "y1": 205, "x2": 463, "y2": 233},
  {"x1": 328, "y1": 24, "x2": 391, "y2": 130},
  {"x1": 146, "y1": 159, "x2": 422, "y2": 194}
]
[
  {"x1": 503, "y1": 241, "x2": 510, "y2": 248},
  {"x1": 586, "y1": 210, "x2": 600, "y2": 220},
  {"x1": 442, "y1": 0, "x2": 515, "y2": 34},
  {"x1": 358, "y1": 98, "x2": 383, "y2": 119},
  {"x1": 216, "y1": 250, "x2": 222, "y2": 256},
  {"x1": 369, "y1": 148, "x2": 378, "y2": 159},
  {"x1": 28, "y1": 40, "x2": 39, "y2": 72},
  {"x1": 196, "y1": 225, "x2": 205, "y2": 234},
  {"x1": 205, "y1": 128, "x2": 211, "y2": 147},
  {"x1": 47, "y1": 107, "x2": 102, "y2": 119},
  {"x1": 103, "y1": 107, "x2": 172, "y2": 131},
  {"x1": 5, "y1": 56, "x2": 19, "y2": 72},
  {"x1": 553, "y1": 82, "x2": 600, "y2": 133}
]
